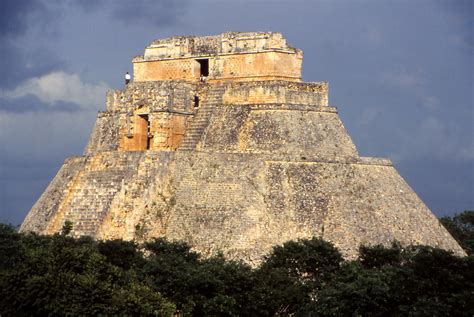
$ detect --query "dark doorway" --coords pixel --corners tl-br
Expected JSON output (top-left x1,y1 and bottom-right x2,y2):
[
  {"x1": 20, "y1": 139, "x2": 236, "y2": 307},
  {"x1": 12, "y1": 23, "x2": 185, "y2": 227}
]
[
  {"x1": 197, "y1": 59, "x2": 209, "y2": 77},
  {"x1": 137, "y1": 114, "x2": 151, "y2": 150},
  {"x1": 194, "y1": 95, "x2": 200, "y2": 108}
]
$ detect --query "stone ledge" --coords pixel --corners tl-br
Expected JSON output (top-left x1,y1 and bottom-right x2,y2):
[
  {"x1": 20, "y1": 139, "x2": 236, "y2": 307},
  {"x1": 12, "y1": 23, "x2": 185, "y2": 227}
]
[
  {"x1": 135, "y1": 49, "x2": 300, "y2": 63},
  {"x1": 264, "y1": 156, "x2": 392, "y2": 166},
  {"x1": 221, "y1": 80, "x2": 327, "y2": 92},
  {"x1": 248, "y1": 104, "x2": 337, "y2": 113}
]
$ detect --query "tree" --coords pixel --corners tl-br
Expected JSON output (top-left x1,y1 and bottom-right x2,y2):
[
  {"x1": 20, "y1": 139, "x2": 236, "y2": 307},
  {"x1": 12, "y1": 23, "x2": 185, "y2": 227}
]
[
  {"x1": 311, "y1": 244, "x2": 474, "y2": 316},
  {"x1": 98, "y1": 239, "x2": 145, "y2": 270},
  {"x1": 2, "y1": 223, "x2": 473, "y2": 316},
  {"x1": 184, "y1": 256, "x2": 255, "y2": 316},
  {"x1": 0, "y1": 233, "x2": 175, "y2": 316},
  {"x1": 60, "y1": 220, "x2": 73, "y2": 236},
  {"x1": 396, "y1": 245, "x2": 474, "y2": 315},
  {"x1": 251, "y1": 237, "x2": 344, "y2": 315},
  {"x1": 142, "y1": 238, "x2": 257, "y2": 316},
  {"x1": 0, "y1": 224, "x2": 22, "y2": 270},
  {"x1": 261, "y1": 237, "x2": 343, "y2": 285},
  {"x1": 440, "y1": 210, "x2": 474, "y2": 255},
  {"x1": 359, "y1": 242, "x2": 403, "y2": 268},
  {"x1": 141, "y1": 238, "x2": 202, "y2": 314},
  {"x1": 308, "y1": 262, "x2": 396, "y2": 316}
]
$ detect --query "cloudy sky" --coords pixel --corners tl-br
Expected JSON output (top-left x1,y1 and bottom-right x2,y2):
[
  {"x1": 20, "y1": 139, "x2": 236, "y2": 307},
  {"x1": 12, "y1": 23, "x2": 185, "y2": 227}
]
[{"x1": 0, "y1": 0, "x2": 472, "y2": 225}]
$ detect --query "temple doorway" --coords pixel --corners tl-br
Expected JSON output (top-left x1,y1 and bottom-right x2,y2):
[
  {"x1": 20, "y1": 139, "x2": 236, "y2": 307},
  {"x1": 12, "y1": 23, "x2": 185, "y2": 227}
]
[
  {"x1": 136, "y1": 114, "x2": 151, "y2": 150},
  {"x1": 197, "y1": 59, "x2": 209, "y2": 77}
]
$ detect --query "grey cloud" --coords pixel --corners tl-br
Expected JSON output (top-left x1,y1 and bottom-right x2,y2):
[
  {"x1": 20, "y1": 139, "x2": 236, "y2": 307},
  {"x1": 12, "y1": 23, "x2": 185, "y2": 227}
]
[
  {"x1": 110, "y1": 0, "x2": 189, "y2": 27},
  {"x1": 399, "y1": 159, "x2": 474, "y2": 216},
  {"x1": 0, "y1": 109, "x2": 97, "y2": 225},
  {"x1": 71, "y1": 0, "x2": 190, "y2": 27},
  {"x1": 0, "y1": 0, "x2": 45, "y2": 39},
  {"x1": 0, "y1": 0, "x2": 64, "y2": 89},
  {"x1": 69, "y1": 0, "x2": 103, "y2": 13},
  {"x1": 0, "y1": 95, "x2": 81, "y2": 113},
  {"x1": 381, "y1": 69, "x2": 442, "y2": 111},
  {"x1": 0, "y1": 161, "x2": 63, "y2": 225},
  {"x1": 435, "y1": 0, "x2": 473, "y2": 38},
  {"x1": 390, "y1": 117, "x2": 474, "y2": 162},
  {"x1": 1, "y1": 43, "x2": 65, "y2": 89},
  {"x1": 3, "y1": 71, "x2": 110, "y2": 110}
]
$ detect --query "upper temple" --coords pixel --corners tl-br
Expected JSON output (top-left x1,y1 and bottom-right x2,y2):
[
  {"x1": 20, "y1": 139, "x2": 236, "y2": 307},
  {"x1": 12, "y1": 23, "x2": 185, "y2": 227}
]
[{"x1": 132, "y1": 32, "x2": 303, "y2": 82}]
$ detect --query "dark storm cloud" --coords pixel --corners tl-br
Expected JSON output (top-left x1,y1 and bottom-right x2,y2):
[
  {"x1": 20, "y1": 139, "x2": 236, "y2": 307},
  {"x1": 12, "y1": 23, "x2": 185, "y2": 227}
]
[
  {"x1": 70, "y1": 0, "x2": 103, "y2": 13},
  {"x1": 434, "y1": 0, "x2": 473, "y2": 50},
  {"x1": 0, "y1": 95, "x2": 81, "y2": 113},
  {"x1": 436, "y1": 0, "x2": 473, "y2": 23},
  {"x1": 72, "y1": 0, "x2": 190, "y2": 27},
  {"x1": 0, "y1": 0, "x2": 64, "y2": 89},
  {"x1": 0, "y1": 0, "x2": 190, "y2": 89},
  {"x1": 111, "y1": 0, "x2": 189, "y2": 26},
  {"x1": 399, "y1": 159, "x2": 474, "y2": 214},
  {"x1": 0, "y1": 158, "x2": 65, "y2": 226},
  {"x1": 1, "y1": 44, "x2": 65, "y2": 89},
  {"x1": 0, "y1": 0, "x2": 45, "y2": 38}
]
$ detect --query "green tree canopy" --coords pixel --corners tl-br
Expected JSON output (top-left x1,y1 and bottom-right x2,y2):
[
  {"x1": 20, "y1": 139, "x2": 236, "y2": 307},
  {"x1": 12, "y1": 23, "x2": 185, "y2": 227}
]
[
  {"x1": 440, "y1": 210, "x2": 474, "y2": 255},
  {"x1": 1, "y1": 223, "x2": 472, "y2": 316}
]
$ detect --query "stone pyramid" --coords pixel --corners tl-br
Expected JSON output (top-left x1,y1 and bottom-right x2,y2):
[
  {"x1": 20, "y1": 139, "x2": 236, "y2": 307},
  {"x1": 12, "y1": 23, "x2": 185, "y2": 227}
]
[{"x1": 21, "y1": 32, "x2": 464, "y2": 264}]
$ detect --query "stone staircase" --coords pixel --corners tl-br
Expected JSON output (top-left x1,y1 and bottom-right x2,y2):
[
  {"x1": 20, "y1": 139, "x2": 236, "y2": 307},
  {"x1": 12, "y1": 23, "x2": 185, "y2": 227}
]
[
  {"x1": 179, "y1": 84, "x2": 225, "y2": 151},
  {"x1": 63, "y1": 152, "x2": 143, "y2": 237}
]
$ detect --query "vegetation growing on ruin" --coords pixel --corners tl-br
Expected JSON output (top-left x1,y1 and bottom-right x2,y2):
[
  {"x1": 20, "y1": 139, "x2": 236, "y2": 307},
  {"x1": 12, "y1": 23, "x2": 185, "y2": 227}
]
[
  {"x1": 440, "y1": 210, "x2": 474, "y2": 256},
  {"x1": 1, "y1": 212, "x2": 473, "y2": 316}
]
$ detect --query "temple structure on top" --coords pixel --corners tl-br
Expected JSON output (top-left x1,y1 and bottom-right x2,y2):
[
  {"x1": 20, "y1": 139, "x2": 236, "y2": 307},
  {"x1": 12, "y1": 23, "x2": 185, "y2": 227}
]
[
  {"x1": 21, "y1": 32, "x2": 465, "y2": 264},
  {"x1": 132, "y1": 32, "x2": 302, "y2": 82}
]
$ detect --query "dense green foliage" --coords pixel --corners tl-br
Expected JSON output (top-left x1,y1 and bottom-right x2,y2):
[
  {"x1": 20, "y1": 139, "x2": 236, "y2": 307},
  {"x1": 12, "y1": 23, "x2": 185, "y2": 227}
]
[
  {"x1": 0, "y1": 223, "x2": 473, "y2": 316},
  {"x1": 440, "y1": 210, "x2": 474, "y2": 255},
  {"x1": 0, "y1": 224, "x2": 174, "y2": 316}
]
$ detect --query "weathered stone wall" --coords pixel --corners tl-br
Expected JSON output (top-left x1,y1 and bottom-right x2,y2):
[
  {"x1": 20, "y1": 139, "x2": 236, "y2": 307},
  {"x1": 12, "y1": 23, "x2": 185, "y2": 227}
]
[
  {"x1": 133, "y1": 32, "x2": 302, "y2": 83},
  {"x1": 140, "y1": 32, "x2": 292, "y2": 60},
  {"x1": 106, "y1": 81, "x2": 198, "y2": 113},
  {"x1": 199, "y1": 104, "x2": 358, "y2": 160},
  {"x1": 84, "y1": 112, "x2": 120, "y2": 154},
  {"x1": 213, "y1": 51, "x2": 302, "y2": 82},
  {"x1": 118, "y1": 111, "x2": 189, "y2": 151},
  {"x1": 21, "y1": 32, "x2": 467, "y2": 265},
  {"x1": 89, "y1": 81, "x2": 199, "y2": 152},
  {"x1": 261, "y1": 160, "x2": 460, "y2": 258},
  {"x1": 222, "y1": 81, "x2": 327, "y2": 106},
  {"x1": 77, "y1": 151, "x2": 464, "y2": 265},
  {"x1": 26, "y1": 151, "x2": 460, "y2": 265},
  {"x1": 41, "y1": 152, "x2": 145, "y2": 237},
  {"x1": 88, "y1": 80, "x2": 330, "y2": 155},
  {"x1": 163, "y1": 153, "x2": 464, "y2": 263},
  {"x1": 22, "y1": 75, "x2": 466, "y2": 264},
  {"x1": 96, "y1": 151, "x2": 176, "y2": 241},
  {"x1": 133, "y1": 59, "x2": 199, "y2": 82},
  {"x1": 133, "y1": 51, "x2": 302, "y2": 83}
]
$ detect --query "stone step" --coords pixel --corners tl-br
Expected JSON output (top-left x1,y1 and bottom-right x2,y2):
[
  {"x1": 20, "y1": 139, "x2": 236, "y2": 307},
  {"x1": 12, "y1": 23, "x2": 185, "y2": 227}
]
[
  {"x1": 188, "y1": 123, "x2": 210, "y2": 129},
  {"x1": 188, "y1": 123, "x2": 209, "y2": 127},
  {"x1": 184, "y1": 134, "x2": 204, "y2": 139},
  {"x1": 178, "y1": 86, "x2": 225, "y2": 151},
  {"x1": 63, "y1": 163, "x2": 140, "y2": 237},
  {"x1": 184, "y1": 129, "x2": 206, "y2": 133},
  {"x1": 185, "y1": 130, "x2": 207, "y2": 136}
]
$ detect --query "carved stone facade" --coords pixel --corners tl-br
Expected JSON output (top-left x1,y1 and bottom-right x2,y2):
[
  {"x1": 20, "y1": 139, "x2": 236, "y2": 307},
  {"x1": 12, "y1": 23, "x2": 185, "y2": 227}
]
[
  {"x1": 21, "y1": 32, "x2": 465, "y2": 264},
  {"x1": 133, "y1": 32, "x2": 302, "y2": 83}
]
